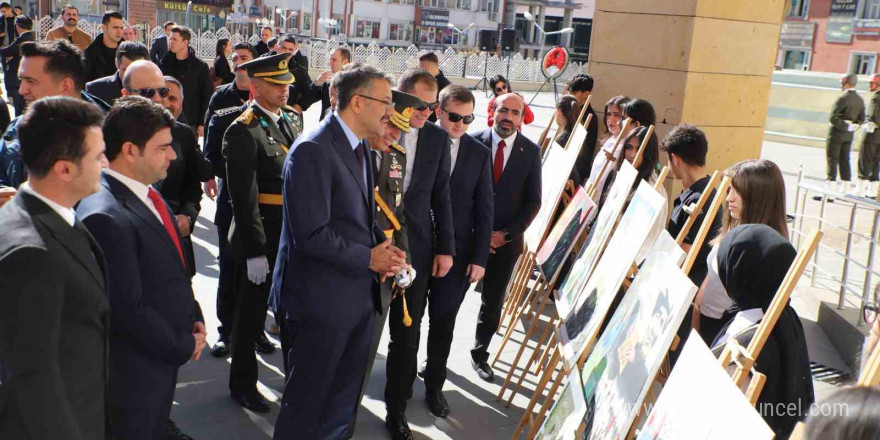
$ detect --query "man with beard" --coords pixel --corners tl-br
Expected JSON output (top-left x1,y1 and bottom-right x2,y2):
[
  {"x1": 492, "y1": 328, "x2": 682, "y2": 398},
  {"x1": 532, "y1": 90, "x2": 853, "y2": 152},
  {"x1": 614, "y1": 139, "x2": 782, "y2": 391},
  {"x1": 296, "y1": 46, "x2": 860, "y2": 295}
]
[
  {"x1": 469, "y1": 92, "x2": 541, "y2": 382},
  {"x1": 46, "y1": 5, "x2": 91, "y2": 51}
]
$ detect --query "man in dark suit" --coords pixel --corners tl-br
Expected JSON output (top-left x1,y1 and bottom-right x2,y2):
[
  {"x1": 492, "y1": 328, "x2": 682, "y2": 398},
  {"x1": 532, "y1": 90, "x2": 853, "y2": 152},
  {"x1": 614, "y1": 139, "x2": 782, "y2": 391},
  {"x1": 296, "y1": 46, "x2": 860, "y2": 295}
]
[
  {"x1": 255, "y1": 26, "x2": 273, "y2": 56},
  {"x1": 85, "y1": 40, "x2": 149, "y2": 105},
  {"x1": 566, "y1": 73, "x2": 599, "y2": 184},
  {"x1": 0, "y1": 15, "x2": 33, "y2": 115},
  {"x1": 418, "y1": 85, "x2": 493, "y2": 417},
  {"x1": 0, "y1": 96, "x2": 108, "y2": 439},
  {"x1": 271, "y1": 65, "x2": 406, "y2": 440},
  {"x1": 383, "y1": 68, "x2": 455, "y2": 440},
  {"x1": 308, "y1": 46, "x2": 350, "y2": 121},
  {"x1": 77, "y1": 96, "x2": 206, "y2": 440},
  {"x1": 469, "y1": 92, "x2": 541, "y2": 382},
  {"x1": 149, "y1": 21, "x2": 174, "y2": 65},
  {"x1": 418, "y1": 52, "x2": 450, "y2": 124},
  {"x1": 275, "y1": 34, "x2": 314, "y2": 111}
]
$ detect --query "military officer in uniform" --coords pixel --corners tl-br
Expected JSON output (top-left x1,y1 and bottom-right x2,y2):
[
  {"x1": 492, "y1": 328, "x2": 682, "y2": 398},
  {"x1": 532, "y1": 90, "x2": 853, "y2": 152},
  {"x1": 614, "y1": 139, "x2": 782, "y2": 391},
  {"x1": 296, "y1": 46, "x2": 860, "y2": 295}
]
[
  {"x1": 221, "y1": 52, "x2": 303, "y2": 413},
  {"x1": 358, "y1": 90, "x2": 423, "y2": 407},
  {"x1": 821, "y1": 72, "x2": 865, "y2": 197},
  {"x1": 858, "y1": 73, "x2": 880, "y2": 197}
]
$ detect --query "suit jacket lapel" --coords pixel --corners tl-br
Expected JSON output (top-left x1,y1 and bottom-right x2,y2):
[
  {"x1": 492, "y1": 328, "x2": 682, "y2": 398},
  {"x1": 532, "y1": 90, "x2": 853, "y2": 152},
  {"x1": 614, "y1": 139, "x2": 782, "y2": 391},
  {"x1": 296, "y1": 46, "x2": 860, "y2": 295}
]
[
  {"x1": 18, "y1": 193, "x2": 105, "y2": 290},
  {"x1": 329, "y1": 116, "x2": 369, "y2": 205}
]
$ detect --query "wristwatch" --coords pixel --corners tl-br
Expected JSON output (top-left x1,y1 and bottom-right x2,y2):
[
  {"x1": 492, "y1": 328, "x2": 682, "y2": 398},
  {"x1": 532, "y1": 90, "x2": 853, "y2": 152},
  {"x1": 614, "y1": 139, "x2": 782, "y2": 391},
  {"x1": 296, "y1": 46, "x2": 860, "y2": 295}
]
[{"x1": 503, "y1": 230, "x2": 512, "y2": 243}]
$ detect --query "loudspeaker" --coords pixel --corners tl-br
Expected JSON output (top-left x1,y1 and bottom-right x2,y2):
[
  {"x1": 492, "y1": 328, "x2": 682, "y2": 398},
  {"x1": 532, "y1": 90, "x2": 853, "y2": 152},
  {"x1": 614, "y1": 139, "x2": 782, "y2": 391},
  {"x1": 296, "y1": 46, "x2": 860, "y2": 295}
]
[
  {"x1": 500, "y1": 28, "x2": 519, "y2": 52},
  {"x1": 478, "y1": 29, "x2": 498, "y2": 52}
]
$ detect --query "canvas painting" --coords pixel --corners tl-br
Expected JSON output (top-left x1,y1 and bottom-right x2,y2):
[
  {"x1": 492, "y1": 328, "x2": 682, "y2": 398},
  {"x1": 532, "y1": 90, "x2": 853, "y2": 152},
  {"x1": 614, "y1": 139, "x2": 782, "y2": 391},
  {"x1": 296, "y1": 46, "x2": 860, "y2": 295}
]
[
  {"x1": 558, "y1": 181, "x2": 667, "y2": 369},
  {"x1": 555, "y1": 161, "x2": 639, "y2": 319},
  {"x1": 534, "y1": 369, "x2": 587, "y2": 440},
  {"x1": 563, "y1": 121, "x2": 588, "y2": 152},
  {"x1": 578, "y1": 243, "x2": 698, "y2": 440},
  {"x1": 525, "y1": 143, "x2": 581, "y2": 252},
  {"x1": 636, "y1": 332, "x2": 774, "y2": 440},
  {"x1": 536, "y1": 186, "x2": 596, "y2": 284}
]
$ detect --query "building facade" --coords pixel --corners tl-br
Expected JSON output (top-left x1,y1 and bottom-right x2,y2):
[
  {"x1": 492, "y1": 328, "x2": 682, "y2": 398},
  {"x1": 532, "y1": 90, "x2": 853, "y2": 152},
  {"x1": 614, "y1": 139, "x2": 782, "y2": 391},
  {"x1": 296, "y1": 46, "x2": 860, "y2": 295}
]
[
  {"x1": 779, "y1": 0, "x2": 880, "y2": 74},
  {"x1": 514, "y1": 0, "x2": 592, "y2": 62}
]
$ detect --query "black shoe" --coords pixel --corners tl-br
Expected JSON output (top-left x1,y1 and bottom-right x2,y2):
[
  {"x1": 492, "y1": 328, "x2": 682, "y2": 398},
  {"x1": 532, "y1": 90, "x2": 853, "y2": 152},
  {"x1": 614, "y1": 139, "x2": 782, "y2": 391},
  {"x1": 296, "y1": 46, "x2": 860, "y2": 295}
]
[
  {"x1": 417, "y1": 360, "x2": 427, "y2": 379},
  {"x1": 471, "y1": 359, "x2": 494, "y2": 382},
  {"x1": 384, "y1": 412, "x2": 413, "y2": 440},
  {"x1": 425, "y1": 388, "x2": 450, "y2": 418},
  {"x1": 255, "y1": 333, "x2": 276, "y2": 354},
  {"x1": 165, "y1": 419, "x2": 194, "y2": 440},
  {"x1": 211, "y1": 336, "x2": 230, "y2": 358},
  {"x1": 231, "y1": 390, "x2": 271, "y2": 413}
]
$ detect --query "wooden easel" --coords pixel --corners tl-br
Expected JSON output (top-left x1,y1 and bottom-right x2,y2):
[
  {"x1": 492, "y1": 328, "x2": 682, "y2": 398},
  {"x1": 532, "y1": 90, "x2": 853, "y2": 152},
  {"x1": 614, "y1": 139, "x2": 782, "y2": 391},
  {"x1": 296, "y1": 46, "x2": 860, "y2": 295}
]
[{"x1": 585, "y1": 118, "x2": 633, "y2": 201}]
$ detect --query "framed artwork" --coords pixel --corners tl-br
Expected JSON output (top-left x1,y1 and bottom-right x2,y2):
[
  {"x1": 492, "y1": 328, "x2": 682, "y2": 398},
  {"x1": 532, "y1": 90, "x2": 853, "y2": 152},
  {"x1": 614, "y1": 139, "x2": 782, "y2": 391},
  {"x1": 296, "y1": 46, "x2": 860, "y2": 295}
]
[
  {"x1": 555, "y1": 161, "x2": 639, "y2": 319},
  {"x1": 579, "y1": 240, "x2": 698, "y2": 440},
  {"x1": 636, "y1": 332, "x2": 774, "y2": 440},
  {"x1": 525, "y1": 141, "x2": 582, "y2": 252},
  {"x1": 534, "y1": 369, "x2": 587, "y2": 440},
  {"x1": 536, "y1": 186, "x2": 596, "y2": 284},
  {"x1": 558, "y1": 181, "x2": 668, "y2": 369}
]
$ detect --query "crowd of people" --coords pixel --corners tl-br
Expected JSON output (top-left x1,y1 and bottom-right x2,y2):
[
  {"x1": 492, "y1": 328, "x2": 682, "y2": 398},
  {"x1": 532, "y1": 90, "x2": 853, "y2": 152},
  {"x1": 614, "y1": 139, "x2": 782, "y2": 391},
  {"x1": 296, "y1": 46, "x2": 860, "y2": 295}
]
[{"x1": 0, "y1": 6, "x2": 874, "y2": 440}]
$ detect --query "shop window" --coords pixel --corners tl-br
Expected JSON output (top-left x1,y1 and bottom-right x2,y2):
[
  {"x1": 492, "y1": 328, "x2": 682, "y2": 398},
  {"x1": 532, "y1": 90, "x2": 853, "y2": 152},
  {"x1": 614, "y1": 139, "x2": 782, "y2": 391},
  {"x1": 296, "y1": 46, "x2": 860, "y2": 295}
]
[
  {"x1": 302, "y1": 12, "x2": 312, "y2": 33},
  {"x1": 788, "y1": 0, "x2": 810, "y2": 18},
  {"x1": 782, "y1": 50, "x2": 810, "y2": 71},
  {"x1": 850, "y1": 52, "x2": 878, "y2": 75},
  {"x1": 389, "y1": 22, "x2": 413, "y2": 41},
  {"x1": 355, "y1": 19, "x2": 381, "y2": 39},
  {"x1": 863, "y1": 0, "x2": 880, "y2": 19},
  {"x1": 421, "y1": 0, "x2": 447, "y2": 8},
  {"x1": 391, "y1": 0, "x2": 416, "y2": 4},
  {"x1": 456, "y1": 0, "x2": 471, "y2": 10}
]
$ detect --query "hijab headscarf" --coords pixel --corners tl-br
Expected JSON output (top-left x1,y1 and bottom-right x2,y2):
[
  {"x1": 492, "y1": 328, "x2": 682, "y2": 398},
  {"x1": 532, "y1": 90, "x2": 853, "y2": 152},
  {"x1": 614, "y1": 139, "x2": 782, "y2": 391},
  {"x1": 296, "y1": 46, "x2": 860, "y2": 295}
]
[{"x1": 717, "y1": 224, "x2": 814, "y2": 438}]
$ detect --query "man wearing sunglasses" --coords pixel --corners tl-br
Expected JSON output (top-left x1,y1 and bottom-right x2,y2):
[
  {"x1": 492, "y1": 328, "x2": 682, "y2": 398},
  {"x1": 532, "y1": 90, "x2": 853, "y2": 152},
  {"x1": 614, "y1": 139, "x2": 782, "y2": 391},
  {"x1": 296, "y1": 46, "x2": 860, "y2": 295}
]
[
  {"x1": 384, "y1": 68, "x2": 455, "y2": 440},
  {"x1": 419, "y1": 85, "x2": 494, "y2": 418}
]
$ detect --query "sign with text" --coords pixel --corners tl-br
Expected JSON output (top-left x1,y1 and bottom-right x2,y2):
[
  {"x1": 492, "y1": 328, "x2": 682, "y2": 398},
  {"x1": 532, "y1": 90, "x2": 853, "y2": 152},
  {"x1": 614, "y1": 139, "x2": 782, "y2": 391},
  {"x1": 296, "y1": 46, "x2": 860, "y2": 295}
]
[
  {"x1": 779, "y1": 21, "x2": 816, "y2": 49},
  {"x1": 826, "y1": 0, "x2": 857, "y2": 43},
  {"x1": 159, "y1": 1, "x2": 227, "y2": 14},
  {"x1": 855, "y1": 18, "x2": 880, "y2": 35},
  {"x1": 420, "y1": 8, "x2": 449, "y2": 27}
]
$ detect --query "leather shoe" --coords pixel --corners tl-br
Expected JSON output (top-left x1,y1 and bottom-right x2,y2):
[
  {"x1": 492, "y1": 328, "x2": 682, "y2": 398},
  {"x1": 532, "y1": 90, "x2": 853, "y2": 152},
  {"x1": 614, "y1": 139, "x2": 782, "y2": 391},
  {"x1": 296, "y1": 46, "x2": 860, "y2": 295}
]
[
  {"x1": 164, "y1": 419, "x2": 194, "y2": 440},
  {"x1": 472, "y1": 359, "x2": 494, "y2": 382},
  {"x1": 385, "y1": 412, "x2": 413, "y2": 440},
  {"x1": 255, "y1": 333, "x2": 276, "y2": 354},
  {"x1": 211, "y1": 335, "x2": 230, "y2": 358},
  {"x1": 425, "y1": 388, "x2": 450, "y2": 418},
  {"x1": 231, "y1": 390, "x2": 271, "y2": 413}
]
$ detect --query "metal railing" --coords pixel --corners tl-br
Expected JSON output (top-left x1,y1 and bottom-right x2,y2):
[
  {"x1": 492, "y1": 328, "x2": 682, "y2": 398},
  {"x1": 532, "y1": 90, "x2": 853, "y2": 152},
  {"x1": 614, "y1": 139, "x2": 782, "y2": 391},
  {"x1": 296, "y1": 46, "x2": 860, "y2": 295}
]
[{"x1": 788, "y1": 167, "x2": 880, "y2": 326}]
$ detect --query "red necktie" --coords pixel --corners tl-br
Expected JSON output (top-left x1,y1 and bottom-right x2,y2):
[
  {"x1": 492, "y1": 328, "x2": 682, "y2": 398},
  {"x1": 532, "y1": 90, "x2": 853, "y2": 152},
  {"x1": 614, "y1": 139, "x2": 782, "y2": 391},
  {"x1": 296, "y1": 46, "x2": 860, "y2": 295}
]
[
  {"x1": 147, "y1": 187, "x2": 186, "y2": 269},
  {"x1": 493, "y1": 140, "x2": 506, "y2": 184}
]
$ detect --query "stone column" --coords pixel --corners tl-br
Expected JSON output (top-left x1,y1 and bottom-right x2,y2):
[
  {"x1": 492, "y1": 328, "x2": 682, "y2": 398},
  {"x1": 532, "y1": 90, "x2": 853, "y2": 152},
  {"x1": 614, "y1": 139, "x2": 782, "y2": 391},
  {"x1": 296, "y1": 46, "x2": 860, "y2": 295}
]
[{"x1": 587, "y1": 0, "x2": 787, "y2": 172}]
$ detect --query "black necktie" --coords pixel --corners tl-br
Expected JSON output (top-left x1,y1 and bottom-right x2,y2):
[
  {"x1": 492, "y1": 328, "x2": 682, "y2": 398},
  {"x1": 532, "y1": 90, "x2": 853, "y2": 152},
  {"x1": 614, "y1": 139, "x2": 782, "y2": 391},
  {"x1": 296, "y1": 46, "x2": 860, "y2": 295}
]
[
  {"x1": 371, "y1": 149, "x2": 380, "y2": 179},
  {"x1": 279, "y1": 119, "x2": 295, "y2": 145}
]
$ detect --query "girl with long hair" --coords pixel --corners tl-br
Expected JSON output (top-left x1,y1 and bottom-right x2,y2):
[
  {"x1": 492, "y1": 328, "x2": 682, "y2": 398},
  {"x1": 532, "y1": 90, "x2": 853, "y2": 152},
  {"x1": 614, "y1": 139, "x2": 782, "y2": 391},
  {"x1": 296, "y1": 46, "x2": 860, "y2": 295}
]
[
  {"x1": 553, "y1": 95, "x2": 581, "y2": 148},
  {"x1": 487, "y1": 74, "x2": 534, "y2": 128}
]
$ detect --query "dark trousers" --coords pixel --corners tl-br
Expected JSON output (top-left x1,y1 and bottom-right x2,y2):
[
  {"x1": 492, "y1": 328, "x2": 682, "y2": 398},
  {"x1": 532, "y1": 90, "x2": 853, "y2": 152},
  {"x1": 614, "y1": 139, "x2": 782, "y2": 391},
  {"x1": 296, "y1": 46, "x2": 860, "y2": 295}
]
[
  {"x1": 424, "y1": 256, "x2": 471, "y2": 390},
  {"x1": 827, "y1": 130, "x2": 853, "y2": 181},
  {"x1": 278, "y1": 313, "x2": 292, "y2": 378},
  {"x1": 384, "y1": 258, "x2": 431, "y2": 413},
  {"x1": 274, "y1": 308, "x2": 375, "y2": 440},
  {"x1": 471, "y1": 245, "x2": 520, "y2": 363},
  {"x1": 359, "y1": 283, "x2": 392, "y2": 401},
  {"x1": 215, "y1": 187, "x2": 235, "y2": 338},
  {"x1": 859, "y1": 140, "x2": 880, "y2": 181},
  {"x1": 228, "y1": 221, "x2": 280, "y2": 395},
  {"x1": 4, "y1": 77, "x2": 22, "y2": 116}
]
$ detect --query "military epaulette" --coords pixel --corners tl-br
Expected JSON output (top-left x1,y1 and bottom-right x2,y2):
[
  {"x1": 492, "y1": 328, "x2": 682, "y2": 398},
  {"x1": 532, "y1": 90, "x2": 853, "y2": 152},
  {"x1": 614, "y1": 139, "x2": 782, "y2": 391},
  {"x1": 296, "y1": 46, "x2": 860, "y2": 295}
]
[
  {"x1": 215, "y1": 106, "x2": 241, "y2": 118},
  {"x1": 235, "y1": 108, "x2": 256, "y2": 126},
  {"x1": 281, "y1": 105, "x2": 297, "y2": 113},
  {"x1": 390, "y1": 142, "x2": 406, "y2": 155}
]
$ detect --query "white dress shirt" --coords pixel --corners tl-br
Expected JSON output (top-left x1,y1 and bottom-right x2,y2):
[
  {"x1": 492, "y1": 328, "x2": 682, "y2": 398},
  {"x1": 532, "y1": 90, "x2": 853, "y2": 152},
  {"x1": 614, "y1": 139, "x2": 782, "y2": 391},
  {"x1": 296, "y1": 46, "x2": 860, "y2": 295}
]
[
  {"x1": 334, "y1": 114, "x2": 366, "y2": 186},
  {"x1": 402, "y1": 127, "x2": 419, "y2": 193},
  {"x1": 491, "y1": 130, "x2": 518, "y2": 172},
  {"x1": 19, "y1": 182, "x2": 76, "y2": 226},
  {"x1": 449, "y1": 137, "x2": 461, "y2": 175},
  {"x1": 254, "y1": 101, "x2": 282, "y2": 124},
  {"x1": 104, "y1": 168, "x2": 163, "y2": 222}
]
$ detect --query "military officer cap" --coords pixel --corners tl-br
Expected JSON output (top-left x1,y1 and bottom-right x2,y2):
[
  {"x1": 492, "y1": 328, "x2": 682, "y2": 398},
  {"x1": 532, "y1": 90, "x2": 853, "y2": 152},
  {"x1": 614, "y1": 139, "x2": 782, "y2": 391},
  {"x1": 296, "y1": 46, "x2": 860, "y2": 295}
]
[
  {"x1": 389, "y1": 90, "x2": 425, "y2": 134},
  {"x1": 239, "y1": 52, "x2": 296, "y2": 85}
]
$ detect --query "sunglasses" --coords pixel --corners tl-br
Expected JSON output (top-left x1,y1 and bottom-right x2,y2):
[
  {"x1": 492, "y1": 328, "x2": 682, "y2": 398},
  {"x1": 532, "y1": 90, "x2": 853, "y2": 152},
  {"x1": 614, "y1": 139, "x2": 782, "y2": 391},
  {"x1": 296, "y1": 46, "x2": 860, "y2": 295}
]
[
  {"x1": 441, "y1": 108, "x2": 475, "y2": 124},
  {"x1": 126, "y1": 86, "x2": 171, "y2": 99},
  {"x1": 414, "y1": 101, "x2": 440, "y2": 112},
  {"x1": 495, "y1": 84, "x2": 508, "y2": 93}
]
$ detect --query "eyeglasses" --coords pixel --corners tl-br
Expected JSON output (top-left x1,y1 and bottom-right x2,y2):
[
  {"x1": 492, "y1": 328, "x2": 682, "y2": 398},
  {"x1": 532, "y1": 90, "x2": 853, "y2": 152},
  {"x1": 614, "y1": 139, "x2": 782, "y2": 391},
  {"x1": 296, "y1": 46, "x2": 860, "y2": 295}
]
[
  {"x1": 414, "y1": 101, "x2": 440, "y2": 112},
  {"x1": 356, "y1": 94, "x2": 394, "y2": 109},
  {"x1": 495, "y1": 84, "x2": 508, "y2": 93},
  {"x1": 440, "y1": 108, "x2": 475, "y2": 124},
  {"x1": 126, "y1": 86, "x2": 170, "y2": 99}
]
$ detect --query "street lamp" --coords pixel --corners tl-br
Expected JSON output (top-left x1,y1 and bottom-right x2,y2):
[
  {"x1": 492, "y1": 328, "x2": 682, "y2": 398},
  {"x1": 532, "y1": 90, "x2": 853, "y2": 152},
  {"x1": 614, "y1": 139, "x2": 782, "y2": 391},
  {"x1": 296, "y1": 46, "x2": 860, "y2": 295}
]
[
  {"x1": 446, "y1": 22, "x2": 474, "y2": 46},
  {"x1": 276, "y1": 8, "x2": 297, "y2": 33},
  {"x1": 523, "y1": 11, "x2": 574, "y2": 59}
]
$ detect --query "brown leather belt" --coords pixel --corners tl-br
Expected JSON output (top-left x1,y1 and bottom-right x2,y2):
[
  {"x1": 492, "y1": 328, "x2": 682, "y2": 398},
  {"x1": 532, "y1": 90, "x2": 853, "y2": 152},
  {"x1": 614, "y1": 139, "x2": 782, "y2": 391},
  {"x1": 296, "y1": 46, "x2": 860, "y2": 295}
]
[{"x1": 258, "y1": 193, "x2": 283, "y2": 205}]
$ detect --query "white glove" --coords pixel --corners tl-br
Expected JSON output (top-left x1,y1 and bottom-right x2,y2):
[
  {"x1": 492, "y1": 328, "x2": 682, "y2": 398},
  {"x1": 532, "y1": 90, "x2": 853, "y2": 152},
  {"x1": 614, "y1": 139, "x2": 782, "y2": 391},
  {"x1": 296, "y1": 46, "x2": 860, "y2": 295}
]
[
  {"x1": 865, "y1": 122, "x2": 878, "y2": 134},
  {"x1": 847, "y1": 121, "x2": 860, "y2": 132},
  {"x1": 246, "y1": 256, "x2": 270, "y2": 285},
  {"x1": 394, "y1": 266, "x2": 417, "y2": 289}
]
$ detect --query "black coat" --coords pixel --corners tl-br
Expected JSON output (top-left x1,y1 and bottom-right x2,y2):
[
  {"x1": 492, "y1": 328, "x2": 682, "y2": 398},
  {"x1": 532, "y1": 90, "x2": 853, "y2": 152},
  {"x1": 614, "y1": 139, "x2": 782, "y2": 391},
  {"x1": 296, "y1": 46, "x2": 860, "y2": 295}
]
[
  {"x1": 160, "y1": 47, "x2": 214, "y2": 130},
  {"x1": 149, "y1": 35, "x2": 168, "y2": 65},
  {"x1": 471, "y1": 128, "x2": 542, "y2": 254},
  {"x1": 0, "y1": 30, "x2": 33, "y2": 86},
  {"x1": 573, "y1": 104, "x2": 599, "y2": 185},
  {"x1": 255, "y1": 40, "x2": 269, "y2": 56},
  {"x1": 309, "y1": 81, "x2": 331, "y2": 121},
  {"x1": 84, "y1": 72, "x2": 122, "y2": 105},
  {"x1": 0, "y1": 16, "x2": 17, "y2": 46},
  {"x1": 77, "y1": 173, "x2": 203, "y2": 440},
  {"x1": 83, "y1": 33, "x2": 118, "y2": 83},
  {"x1": 289, "y1": 51, "x2": 315, "y2": 110},
  {"x1": 213, "y1": 55, "x2": 234, "y2": 85},
  {"x1": 448, "y1": 133, "x2": 494, "y2": 268},
  {"x1": 0, "y1": 192, "x2": 109, "y2": 440}
]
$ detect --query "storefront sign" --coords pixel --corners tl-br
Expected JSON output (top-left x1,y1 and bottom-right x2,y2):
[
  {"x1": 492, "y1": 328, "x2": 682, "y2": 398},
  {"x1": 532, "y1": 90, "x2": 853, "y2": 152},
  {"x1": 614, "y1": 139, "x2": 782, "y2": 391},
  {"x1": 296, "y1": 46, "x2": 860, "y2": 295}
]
[
  {"x1": 779, "y1": 21, "x2": 815, "y2": 49},
  {"x1": 159, "y1": 0, "x2": 225, "y2": 14},
  {"x1": 854, "y1": 18, "x2": 880, "y2": 35},
  {"x1": 826, "y1": 0, "x2": 857, "y2": 43},
  {"x1": 248, "y1": 5, "x2": 263, "y2": 17},
  {"x1": 420, "y1": 8, "x2": 449, "y2": 28}
]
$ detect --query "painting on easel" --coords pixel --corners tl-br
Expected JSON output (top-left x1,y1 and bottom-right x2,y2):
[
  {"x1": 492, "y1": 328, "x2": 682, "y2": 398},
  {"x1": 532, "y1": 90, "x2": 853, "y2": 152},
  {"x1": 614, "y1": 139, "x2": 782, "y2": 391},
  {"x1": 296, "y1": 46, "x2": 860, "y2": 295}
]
[
  {"x1": 534, "y1": 369, "x2": 587, "y2": 440},
  {"x1": 536, "y1": 186, "x2": 596, "y2": 283},
  {"x1": 555, "y1": 161, "x2": 639, "y2": 319},
  {"x1": 636, "y1": 332, "x2": 774, "y2": 440},
  {"x1": 579, "y1": 240, "x2": 697, "y2": 440},
  {"x1": 525, "y1": 144, "x2": 580, "y2": 252},
  {"x1": 558, "y1": 181, "x2": 667, "y2": 369}
]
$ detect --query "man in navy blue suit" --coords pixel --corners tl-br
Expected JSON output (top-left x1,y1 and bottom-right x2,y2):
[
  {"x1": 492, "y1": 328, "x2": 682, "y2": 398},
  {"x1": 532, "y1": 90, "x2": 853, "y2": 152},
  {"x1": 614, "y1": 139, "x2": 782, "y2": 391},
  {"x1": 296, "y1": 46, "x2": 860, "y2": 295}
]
[
  {"x1": 418, "y1": 85, "x2": 493, "y2": 417},
  {"x1": 469, "y1": 92, "x2": 542, "y2": 382},
  {"x1": 271, "y1": 65, "x2": 407, "y2": 440},
  {"x1": 77, "y1": 96, "x2": 206, "y2": 440}
]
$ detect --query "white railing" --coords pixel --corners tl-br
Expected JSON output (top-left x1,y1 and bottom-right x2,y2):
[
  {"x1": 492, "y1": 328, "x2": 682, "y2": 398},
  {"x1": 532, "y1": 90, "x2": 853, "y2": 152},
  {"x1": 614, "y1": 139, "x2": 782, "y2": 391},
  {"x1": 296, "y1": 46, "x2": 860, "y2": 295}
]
[{"x1": 36, "y1": 16, "x2": 587, "y2": 84}]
